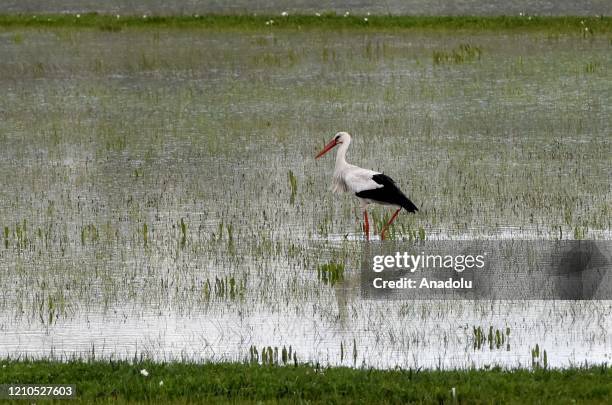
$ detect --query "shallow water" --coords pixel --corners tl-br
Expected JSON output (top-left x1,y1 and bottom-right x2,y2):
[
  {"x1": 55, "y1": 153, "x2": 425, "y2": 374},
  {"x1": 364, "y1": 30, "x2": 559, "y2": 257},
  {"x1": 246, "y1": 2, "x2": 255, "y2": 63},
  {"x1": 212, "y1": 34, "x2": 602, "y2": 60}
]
[{"x1": 0, "y1": 27, "x2": 610, "y2": 368}]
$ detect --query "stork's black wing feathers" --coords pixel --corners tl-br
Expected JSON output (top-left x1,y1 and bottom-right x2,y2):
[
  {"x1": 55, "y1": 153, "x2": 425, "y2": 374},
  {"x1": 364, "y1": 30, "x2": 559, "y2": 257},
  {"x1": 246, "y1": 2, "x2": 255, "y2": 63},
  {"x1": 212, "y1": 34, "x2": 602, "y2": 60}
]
[{"x1": 355, "y1": 173, "x2": 418, "y2": 213}]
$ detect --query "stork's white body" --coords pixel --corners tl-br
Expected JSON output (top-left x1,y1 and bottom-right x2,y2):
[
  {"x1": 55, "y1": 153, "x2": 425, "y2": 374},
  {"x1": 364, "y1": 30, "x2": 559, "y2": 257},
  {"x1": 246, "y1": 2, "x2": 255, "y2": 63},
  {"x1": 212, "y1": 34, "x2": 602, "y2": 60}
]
[{"x1": 330, "y1": 138, "x2": 385, "y2": 209}]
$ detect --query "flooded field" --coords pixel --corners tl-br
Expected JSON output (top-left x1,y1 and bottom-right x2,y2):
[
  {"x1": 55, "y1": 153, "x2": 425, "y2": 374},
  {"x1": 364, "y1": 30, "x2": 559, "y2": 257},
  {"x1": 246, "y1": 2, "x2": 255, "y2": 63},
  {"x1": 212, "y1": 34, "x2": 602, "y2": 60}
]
[{"x1": 0, "y1": 25, "x2": 610, "y2": 369}]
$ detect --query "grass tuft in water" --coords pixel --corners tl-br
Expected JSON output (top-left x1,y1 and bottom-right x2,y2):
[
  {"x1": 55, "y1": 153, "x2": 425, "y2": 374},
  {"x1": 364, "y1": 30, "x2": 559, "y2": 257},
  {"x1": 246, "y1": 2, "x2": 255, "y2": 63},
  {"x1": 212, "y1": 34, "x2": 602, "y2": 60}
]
[
  {"x1": 473, "y1": 326, "x2": 511, "y2": 351},
  {"x1": 288, "y1": 170, "x2": 298, "y2": 205},
  {"x1": 433, "y1": 43, "x2": 482, "y2": 65},
  {"x1": 179, "y1": 218, "x2": 187, "y2": 249},
  {"x1": 531, "y1": 344, "x2": 548, "y2": 370},
  {"x1": 317, "y1": 262, "x2": 345, "y2": 286}
]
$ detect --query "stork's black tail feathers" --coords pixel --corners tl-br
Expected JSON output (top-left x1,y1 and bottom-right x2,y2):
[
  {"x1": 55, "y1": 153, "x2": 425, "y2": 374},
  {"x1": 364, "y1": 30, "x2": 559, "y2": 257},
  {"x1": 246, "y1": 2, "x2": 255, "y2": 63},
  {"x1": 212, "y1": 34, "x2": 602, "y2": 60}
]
[
  {"x1": 355, "y1": 173, "x2": 418, "y2": 213},
  {"x1": 400, "y1": 194, "x2": 419, "y2": 213}
]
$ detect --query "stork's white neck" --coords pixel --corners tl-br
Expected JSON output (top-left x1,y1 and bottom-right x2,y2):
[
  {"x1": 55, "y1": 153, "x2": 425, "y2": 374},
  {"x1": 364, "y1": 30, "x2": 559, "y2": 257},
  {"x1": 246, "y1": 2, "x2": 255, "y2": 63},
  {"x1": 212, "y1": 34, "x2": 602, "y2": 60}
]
[{"x1": 334, "y1": 138, "x2": 351, "y2": 172}]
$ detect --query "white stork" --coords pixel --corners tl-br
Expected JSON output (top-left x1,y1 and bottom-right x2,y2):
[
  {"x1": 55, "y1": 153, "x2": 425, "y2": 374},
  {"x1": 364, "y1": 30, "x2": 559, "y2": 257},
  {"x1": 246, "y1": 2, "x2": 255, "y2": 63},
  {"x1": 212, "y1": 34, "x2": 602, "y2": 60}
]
[{"x1": 315, "y1": 132, "x2": 418, "y2": 240}]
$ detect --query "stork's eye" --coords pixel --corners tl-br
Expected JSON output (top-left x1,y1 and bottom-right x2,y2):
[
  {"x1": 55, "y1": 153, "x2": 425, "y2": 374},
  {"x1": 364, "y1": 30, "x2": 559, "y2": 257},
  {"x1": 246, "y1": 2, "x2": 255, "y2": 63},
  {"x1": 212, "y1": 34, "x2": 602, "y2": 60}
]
[{"x1": 335, "y1": 135, "x2": 340, "y2": 141}]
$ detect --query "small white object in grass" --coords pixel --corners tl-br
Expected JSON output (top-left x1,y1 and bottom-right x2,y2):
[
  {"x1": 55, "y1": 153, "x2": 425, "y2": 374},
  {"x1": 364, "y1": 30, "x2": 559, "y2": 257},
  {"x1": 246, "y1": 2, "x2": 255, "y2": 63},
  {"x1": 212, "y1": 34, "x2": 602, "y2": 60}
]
[
  {"x1": 76, "y1": 14, "x2": 80, "y2": 18},
  {"x1": 581, "y1": 20, "x2": 584, "y2": 25},
  {"x1": 585, "y1": 27, "x2": 589, "y2": 31},
  {"x1": 315, "y1": 13, "x2": 321, "y2": 17},
  {"x1": 451, "y1": 387, "x2": 456, "y2": 398},
  {"x1": 364, "y1": 18, "x2": 368, "y2": 22},
  {"x1": 116, "y1": 15, "x2": 120, "y2": 19},
  {"x1": 281, "y1": 11, "x2": 288, "y2": 17},
  {"x1": 159, "y1": 380, "x2": 164, "y2": 386},
  {"x1": 143, "y1": 15, "x2": 147, "y2": 19},
  {"x1": 519, "y1": 12, "x2": 523, "y2": 16},
  {"x1": 344, "y1": 11, "x2": 350, "y2": 17},
  {"x1": 140, "y1": 369, "x2": 149, "y2": 377}
]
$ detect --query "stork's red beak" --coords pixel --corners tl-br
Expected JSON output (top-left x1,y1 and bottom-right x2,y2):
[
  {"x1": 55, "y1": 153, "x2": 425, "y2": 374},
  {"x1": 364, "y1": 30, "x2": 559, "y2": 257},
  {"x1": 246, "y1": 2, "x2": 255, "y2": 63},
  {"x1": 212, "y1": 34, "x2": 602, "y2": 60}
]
[{"x1": 315, "y1": 138, "x2": 338, "y2": 159}]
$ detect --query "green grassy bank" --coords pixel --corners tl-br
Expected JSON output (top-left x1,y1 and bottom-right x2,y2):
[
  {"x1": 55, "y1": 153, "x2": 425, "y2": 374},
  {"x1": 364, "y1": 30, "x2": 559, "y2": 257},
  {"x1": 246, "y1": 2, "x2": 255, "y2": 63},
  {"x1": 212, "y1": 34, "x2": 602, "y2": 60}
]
[
  {"x1": 0, "y1": 14, "x2": 610, "y2": 33},
  {"x1": 1, "y1": 361, "x2": 611, "y2": 403}
]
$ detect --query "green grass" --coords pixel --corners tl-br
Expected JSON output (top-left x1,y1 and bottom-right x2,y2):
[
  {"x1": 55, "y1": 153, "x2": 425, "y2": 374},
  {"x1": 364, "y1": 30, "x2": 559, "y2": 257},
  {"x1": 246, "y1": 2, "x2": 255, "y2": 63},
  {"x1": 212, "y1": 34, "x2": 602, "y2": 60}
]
[
  {"x1": 0, "y1": 14, "x2": 610, "y2": 32},
  {"x1": 0, "y1": 360, "x2": 611, "y2": 403}
]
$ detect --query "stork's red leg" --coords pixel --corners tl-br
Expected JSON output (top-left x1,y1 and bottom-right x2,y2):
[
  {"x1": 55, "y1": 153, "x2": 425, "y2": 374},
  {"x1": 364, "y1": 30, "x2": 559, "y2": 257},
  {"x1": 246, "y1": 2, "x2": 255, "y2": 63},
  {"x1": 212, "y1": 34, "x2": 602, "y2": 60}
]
[
  {"x1": 363, "y1": 210, "x2": 369, "y2": 241},
  {"x1": 380, "y1": 208, "x2": 401, "y2": 240}
]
